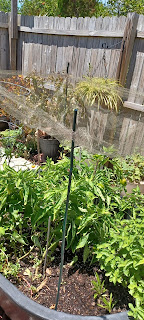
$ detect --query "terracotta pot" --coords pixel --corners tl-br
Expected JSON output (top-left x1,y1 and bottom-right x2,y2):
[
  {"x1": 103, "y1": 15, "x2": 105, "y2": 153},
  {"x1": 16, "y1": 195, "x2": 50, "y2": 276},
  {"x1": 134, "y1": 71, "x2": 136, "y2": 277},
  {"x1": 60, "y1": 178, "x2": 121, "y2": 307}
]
[{"x1": 0, "y1": 274, "x2": 129, "y2": 320}]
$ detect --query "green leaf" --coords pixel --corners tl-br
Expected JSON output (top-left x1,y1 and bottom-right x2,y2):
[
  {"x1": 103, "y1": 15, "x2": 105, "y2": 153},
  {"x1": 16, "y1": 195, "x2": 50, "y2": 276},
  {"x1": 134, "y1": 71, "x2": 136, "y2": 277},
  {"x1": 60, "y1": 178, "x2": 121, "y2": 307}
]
[
  {"x1": 69, "y1": 255, "x2": 78, "y2": 266},
  {"x1": 12, "y1": 231, "x2": 26, "y2": 245},
  {"x1": 31, "y1": 235, "x2": 42, "y2": 252},
  {"x1": 94, "y1": 186, "x2": 105, "y2": 202},
  {"x1": 76, "y1": 233, "x2": 89, "y2": 250},
  {"x1": 83, "y1": 243, "x2": 90, "y2": 263},
  {"x1": 137, "y1": 258, "x2": 144, "y2": 265},
  {"x1": 24, "y1": 184, "x2": 29, "y2": 205},
  {"x1": 78, "y1": 207, "x2": 88, "y2": 213},
  {"x1": 53, "y1": 189, "x2": 67, "y2": 220},
  {"x1": 0, "y1": 227, "x2": 5, "y2": 236}
]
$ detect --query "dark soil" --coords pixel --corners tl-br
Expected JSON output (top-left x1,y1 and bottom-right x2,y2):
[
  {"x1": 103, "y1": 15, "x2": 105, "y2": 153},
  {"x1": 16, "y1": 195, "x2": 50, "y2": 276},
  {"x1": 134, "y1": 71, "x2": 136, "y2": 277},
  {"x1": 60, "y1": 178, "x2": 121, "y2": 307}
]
[{"x1": 8, "y1": 250, "x2": 133, "y2": 317}]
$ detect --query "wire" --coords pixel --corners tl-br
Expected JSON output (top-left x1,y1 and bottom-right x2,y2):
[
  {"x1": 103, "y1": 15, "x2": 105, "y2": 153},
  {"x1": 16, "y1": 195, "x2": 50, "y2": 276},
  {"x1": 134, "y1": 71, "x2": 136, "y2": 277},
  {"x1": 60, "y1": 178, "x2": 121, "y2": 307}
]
[{"x1": 108, "y1": 39, "x2": 123, "y2": 50}]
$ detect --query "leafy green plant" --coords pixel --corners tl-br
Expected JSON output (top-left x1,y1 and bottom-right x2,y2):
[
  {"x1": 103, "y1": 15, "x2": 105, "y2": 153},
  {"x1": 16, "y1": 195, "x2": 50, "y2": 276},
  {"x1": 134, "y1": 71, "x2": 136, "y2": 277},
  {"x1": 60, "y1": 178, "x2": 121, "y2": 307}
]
[
  {"x1": 92, "y1": 272, "x2": 106, "y2": 299},
  {"x1": 118, "y1": 154, "x2": 144, "y2": 182},
  {"x1": 92, "y1": 272, "x2": 115, "y2": 313},
  {"x1": 0, "y1": 246, "x2": 20, "y2": 277},
  {"x1": 75, "y1": 77, "x2": 123, "y2": 111},
  {"x1": 0, "y1": 126, "x2": 37, "y2": 160},
  {"x1": 128, "y1": 302, "x2": 144, "y2": 320},
  {"x1": 98, "y1": 293, "x2": 115, "y2": 313},
  {"x1": 95, "y1": 213, "x2": 144, "y2": 318},
  {"x1": 0, "y1": 128, "x2": 26, "y2": 160},
  {"x1": 0, "y1": 164, "x2": 41, "y2": 260},
  {"x1": 1, "y1": 148, "x2": 144, "y2": 319},
  {"x1": 0, "y1": 150, "x2": 124, "y2": 270}
]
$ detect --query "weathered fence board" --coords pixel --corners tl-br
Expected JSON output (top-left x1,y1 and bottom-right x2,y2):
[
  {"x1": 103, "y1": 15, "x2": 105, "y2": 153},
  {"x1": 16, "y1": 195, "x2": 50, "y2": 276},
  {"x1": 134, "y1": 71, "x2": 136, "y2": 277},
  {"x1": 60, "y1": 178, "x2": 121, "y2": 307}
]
[
  {"x1": 20, "y1": 15, "x2": 124, "y2": 78},
  {"x1": 128, "y1": 52, "x2": 144, "y2": 105},
  {"x1": 126, "y1": 14, "x2": 144, "y2": 89},
  {"x1": 0, "y1": 12, "x2": 9, "y2": 69}
]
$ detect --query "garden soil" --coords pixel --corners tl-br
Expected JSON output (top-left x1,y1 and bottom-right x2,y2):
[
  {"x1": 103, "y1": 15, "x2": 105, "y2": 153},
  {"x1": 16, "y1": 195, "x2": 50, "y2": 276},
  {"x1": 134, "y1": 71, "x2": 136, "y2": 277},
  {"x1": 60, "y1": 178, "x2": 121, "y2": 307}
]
[{"x1": 6, "y1": 252, "x2": 133, "y2": 318}]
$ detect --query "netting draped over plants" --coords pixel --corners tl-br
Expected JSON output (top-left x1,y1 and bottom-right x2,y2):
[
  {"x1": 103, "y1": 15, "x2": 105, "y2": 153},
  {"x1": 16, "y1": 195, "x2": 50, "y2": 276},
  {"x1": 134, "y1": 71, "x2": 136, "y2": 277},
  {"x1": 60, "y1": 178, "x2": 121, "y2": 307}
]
[{"x1": 0, "y1": 71, "x2": 144, "y2": 157}]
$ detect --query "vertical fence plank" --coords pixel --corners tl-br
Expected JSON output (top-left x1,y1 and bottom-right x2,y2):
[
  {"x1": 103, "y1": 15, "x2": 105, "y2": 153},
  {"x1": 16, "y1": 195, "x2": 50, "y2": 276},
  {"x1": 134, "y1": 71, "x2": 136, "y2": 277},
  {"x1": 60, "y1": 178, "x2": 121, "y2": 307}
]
[
  {"x1": 128, "y1": 52, "x2": 144, "y2": 104},
  {"x1": 55, "y1": 17, "x2": 65, "y2": 73},
  {"x1": 9, "y1": 0, "x2": 18, "y2": 70},
  {"x1": 116, "y1": 12, "x2": 139, "y2": 86}
]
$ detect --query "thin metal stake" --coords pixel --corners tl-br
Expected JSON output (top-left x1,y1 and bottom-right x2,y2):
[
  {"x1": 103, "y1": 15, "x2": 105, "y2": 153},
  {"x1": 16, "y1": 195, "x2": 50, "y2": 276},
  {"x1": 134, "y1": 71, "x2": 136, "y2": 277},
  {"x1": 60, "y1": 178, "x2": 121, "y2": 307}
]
[
  {"x1": 43, "y1": 215, "x2": 51, "y2": 277},
  {"x1": 55, "y1": 109, "x2": 77, "y2": 310}
]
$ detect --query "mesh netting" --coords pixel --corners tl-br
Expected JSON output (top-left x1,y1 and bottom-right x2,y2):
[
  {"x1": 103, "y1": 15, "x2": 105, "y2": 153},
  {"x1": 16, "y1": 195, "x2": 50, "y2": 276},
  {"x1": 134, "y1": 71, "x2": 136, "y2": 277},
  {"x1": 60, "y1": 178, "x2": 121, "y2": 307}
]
[{"x1": 0, "y1": 71, "x2": 144, "y2": 157}]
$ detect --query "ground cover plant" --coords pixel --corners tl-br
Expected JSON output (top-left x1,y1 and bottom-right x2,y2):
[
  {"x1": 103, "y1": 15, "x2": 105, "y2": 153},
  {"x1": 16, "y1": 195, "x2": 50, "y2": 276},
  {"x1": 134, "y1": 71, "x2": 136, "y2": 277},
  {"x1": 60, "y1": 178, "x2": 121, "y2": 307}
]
[
  {"x1": 0, "y1": 149, "x2": 144, "y2": 318},
  {"x1": 118, "y1": 154, "x2": 144, "y2": 182}
]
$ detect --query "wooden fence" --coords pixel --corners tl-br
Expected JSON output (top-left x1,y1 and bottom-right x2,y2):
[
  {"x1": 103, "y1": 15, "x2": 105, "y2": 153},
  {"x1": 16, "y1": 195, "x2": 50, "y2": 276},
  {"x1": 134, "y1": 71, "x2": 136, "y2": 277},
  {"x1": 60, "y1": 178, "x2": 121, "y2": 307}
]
[
  {"x1": 0, "y1": 11, "x2": 144, "y2": 155},
  {"x1": 20, "y1": 15, "x2": 125, "y2": 80},
  {"x1": 0, "y1": 12, "x2": 143, "y2": 96}
]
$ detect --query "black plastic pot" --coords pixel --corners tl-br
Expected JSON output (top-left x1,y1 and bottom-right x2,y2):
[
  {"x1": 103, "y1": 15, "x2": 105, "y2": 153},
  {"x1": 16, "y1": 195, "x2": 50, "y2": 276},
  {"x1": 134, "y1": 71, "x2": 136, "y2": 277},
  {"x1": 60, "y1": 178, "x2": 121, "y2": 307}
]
[
  {"x1": 0, "y1": 116, "x2": 9, "y2": 131},
  {"x1": 39, "y1": 137, "x2": 60, "y2": 160},
  {"x1": 0, "y1": 274, "x2": 130, "y2": 320}
]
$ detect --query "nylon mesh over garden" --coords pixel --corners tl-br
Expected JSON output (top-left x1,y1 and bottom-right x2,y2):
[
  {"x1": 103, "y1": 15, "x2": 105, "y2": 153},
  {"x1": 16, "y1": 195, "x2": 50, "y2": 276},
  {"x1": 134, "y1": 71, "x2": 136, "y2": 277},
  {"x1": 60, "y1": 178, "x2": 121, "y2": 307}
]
[{"x1": 0, "y1": 72, "x2": 144, "y2": 319}]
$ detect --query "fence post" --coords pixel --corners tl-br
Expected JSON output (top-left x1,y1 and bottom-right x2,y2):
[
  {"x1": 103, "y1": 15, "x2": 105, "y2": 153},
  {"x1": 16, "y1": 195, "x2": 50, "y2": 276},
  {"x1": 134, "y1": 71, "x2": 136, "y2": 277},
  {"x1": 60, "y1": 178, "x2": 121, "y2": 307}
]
[
  {"x1": 116, "y1": 12, "x2": 139, "y2": 86},
  {"x1": 9, "y1": 0, "x2": 18, "y2": 70}
]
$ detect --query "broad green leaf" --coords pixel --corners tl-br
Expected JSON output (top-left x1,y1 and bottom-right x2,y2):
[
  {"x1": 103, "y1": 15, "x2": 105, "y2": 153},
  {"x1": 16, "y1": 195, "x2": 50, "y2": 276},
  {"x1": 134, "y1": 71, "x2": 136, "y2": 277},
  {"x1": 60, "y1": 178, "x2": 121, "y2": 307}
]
[
  {"x1": 137, "y1": 258, "x2": 144, "y2": 265},
  {"x1": 53, "y1": 189, "x2": 67, "y2": 220},
  {"x1": 78, "y1": 207, "x2": 88, "y2": 213},
  {"x1": 12, "y1": 231, "x2": 26, "y2": 245},
  {"x1": 76, "y1": 233, "x2": 89, "y2": 250},
  {"x1": 0, "y1": 227, "x2": 5, "y2": 236}
]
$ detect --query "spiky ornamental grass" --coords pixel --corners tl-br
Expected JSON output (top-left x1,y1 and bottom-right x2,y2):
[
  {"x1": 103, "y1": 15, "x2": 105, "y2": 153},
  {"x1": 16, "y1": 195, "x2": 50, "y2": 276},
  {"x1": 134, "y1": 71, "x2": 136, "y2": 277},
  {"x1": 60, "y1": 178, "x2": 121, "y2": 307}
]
[{"x1": 75, "y1": 77, "x2": 123, "y2": 112}]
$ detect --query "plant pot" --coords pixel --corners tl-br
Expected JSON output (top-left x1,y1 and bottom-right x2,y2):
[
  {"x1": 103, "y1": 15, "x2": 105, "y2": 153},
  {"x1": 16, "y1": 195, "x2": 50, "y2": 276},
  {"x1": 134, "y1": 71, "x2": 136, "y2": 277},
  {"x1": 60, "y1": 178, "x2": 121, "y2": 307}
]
[
  {"x1": 39, "y1": 137, "x2": 60, "y2": 161},
  {"x1": 0, "y1": 116, "x2": 9, "y2": 131},
  {"x1": 0, "y1": 274, "x2": 130, "y2": 320}
]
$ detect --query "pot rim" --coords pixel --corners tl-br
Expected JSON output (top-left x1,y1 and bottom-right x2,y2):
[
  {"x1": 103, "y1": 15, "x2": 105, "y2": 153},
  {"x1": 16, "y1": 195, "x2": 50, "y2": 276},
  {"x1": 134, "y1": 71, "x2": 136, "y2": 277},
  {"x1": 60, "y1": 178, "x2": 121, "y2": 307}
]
[{"x1": 0, "y1": 274, "x2": 129, "y2": 320}]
